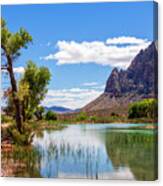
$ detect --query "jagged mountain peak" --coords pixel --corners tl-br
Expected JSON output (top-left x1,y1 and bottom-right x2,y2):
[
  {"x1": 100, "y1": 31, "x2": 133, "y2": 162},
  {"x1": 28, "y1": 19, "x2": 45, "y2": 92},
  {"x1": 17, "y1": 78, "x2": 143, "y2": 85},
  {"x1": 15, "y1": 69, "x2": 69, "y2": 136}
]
[
  {"x1": 83, "y1": 41, "x2": 158, "y2": 114},
  {"x1": 104, "y1": 42, "x2": 158, "y2": 96}
]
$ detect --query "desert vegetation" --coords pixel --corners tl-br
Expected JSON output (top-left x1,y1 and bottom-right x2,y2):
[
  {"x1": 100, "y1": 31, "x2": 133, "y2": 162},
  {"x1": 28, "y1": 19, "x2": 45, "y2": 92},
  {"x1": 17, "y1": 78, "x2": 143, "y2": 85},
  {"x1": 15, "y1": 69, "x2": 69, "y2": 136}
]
[
  {"x1": 1, "y1": 18, "x2": 157, "y2": 177},
  {"x1": 128, "y1": 99, "x2": 158, "y2": 119},
  {"x1": 1, "y1": 18, "x2": 62, "y2": 146},
  {"x1": 1, "y1": 17, "x2": 157, "y2": 147}
]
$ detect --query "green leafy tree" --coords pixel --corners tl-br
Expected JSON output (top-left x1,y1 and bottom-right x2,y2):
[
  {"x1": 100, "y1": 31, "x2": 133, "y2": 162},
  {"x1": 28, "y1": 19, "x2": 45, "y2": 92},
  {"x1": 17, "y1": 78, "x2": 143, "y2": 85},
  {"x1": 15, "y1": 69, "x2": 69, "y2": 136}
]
[
  {"x1": 45, "y1": 111, "x2": 57, "y2": 121},
  {"x1": 21, "y1": 61, "x2": 51, "y2": 120},
  {"x1": 89, "y1": 115, "x2": 97, "y2": 123},
  {"x1": 128, "y1": 98, "x2": 158, "y2": 119},
  {"x1": 18, "y1": 80, "x2": 30, "y2": 121},
  {"x1": 76, "y1": 112, "x2": 88, "y2": 122},
  {"x1": 35, "y1": 106, "x2": 45, "y2": 120},
  {"x1": 1, "y1": 18, "x2": 32, "y2": 133}
]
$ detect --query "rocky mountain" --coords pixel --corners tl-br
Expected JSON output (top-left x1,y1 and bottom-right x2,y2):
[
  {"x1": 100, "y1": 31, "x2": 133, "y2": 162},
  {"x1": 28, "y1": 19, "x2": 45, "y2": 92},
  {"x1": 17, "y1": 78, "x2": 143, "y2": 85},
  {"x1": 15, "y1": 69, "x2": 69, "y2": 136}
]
[
  {"x1": 105, "y1": 41, "x2": 157, "y2": 96},
  {"x1": 82, "y1": 42, "x2": 158, "y2": 115}
]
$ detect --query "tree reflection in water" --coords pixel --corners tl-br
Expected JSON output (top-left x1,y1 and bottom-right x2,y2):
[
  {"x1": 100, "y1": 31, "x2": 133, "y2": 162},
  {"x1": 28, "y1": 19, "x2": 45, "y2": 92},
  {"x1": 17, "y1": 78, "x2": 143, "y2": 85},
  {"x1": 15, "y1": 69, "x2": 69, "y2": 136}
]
[
  {"x1": 2, "y1": 146, "x2": 41, "y2": 177},
  {"x1": 2, "y1": 124, "x2": 157, "y2": 180},
  {"x1": 105, "y1": 130, "x2": 157, "y2": 180}
]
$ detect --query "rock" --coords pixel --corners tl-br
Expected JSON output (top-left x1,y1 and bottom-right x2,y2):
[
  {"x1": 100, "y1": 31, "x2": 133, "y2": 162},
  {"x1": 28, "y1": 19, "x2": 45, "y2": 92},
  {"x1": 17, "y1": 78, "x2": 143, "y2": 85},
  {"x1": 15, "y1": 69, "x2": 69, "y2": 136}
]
[
  {"x1": 82, "y1": 42, "x2": 158, "y2": 114},
  {"x1": 105, "y1": 42, "x2": 158, "y2": 97}
]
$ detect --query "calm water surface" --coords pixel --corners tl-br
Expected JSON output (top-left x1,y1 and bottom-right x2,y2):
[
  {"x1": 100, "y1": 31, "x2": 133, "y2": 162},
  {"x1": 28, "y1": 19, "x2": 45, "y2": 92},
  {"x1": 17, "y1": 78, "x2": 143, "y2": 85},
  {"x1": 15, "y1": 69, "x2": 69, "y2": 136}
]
[
  {"x1": 31, "y1": 123, "x2": 157, "y2": 180},
  {"x1": 2, "y1": 123, "x2": 157, "y2": 180}
]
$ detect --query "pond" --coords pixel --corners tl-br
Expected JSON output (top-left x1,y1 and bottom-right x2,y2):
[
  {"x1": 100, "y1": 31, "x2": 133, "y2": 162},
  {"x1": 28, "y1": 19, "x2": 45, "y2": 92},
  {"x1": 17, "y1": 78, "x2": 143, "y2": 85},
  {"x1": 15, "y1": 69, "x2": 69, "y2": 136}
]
[{"x1": 2, "y1": 123, "x2": 157, "y2": 180}]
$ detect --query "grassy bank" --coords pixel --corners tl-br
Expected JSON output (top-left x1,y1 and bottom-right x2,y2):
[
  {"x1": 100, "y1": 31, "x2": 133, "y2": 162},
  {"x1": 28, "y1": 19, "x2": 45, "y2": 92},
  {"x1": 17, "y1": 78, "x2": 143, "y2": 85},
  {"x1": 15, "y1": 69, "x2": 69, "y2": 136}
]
[
  {"x1": 1, "y1": 116, "x2": 64, "y2": 147},
  {"x1": 1, "y1": 114, "x2": 157, "y2": 177},
  {"x1": 1, "y1": 116, "x2": 65, "y2": 177},
  {"x1": 1, "y1": 113, "x2": 157, "y2": 147},
  {"x1": 54, "y1": 114, "x2": 157, "y2": 125}
]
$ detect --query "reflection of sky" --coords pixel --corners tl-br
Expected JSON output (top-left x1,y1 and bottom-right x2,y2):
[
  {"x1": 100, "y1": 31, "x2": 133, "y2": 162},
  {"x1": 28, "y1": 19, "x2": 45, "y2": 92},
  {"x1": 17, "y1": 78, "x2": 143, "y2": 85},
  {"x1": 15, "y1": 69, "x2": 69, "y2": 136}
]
[{"x1": 32, "y1": 124, "x2": 135, "y2": 179}]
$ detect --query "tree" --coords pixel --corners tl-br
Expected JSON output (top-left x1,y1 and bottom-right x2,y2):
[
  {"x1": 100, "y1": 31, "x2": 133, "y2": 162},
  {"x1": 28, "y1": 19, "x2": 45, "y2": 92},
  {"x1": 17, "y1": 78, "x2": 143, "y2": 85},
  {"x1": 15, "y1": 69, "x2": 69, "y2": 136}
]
[
  {"x1": 21, "y1": 61, "x2": 51, "y2": 120},
  {"x1": 1, "y1": 18, "x2": 32, "y2": 133},
  {"x1": 45, "y1": 111, "x2": 57, "y2": 121},
  {"x1": 76, "y1": 112, "x2": 88, "y2": 121},
  {"x1": 17, "y1": 80, "x2": 30, "y2": 121},
  {"x1": 34, "y1": 106, "x2": 45, "y2": 120},
  {"x1": 128, "y1": 98, "x2": 158, "y2": 119}
]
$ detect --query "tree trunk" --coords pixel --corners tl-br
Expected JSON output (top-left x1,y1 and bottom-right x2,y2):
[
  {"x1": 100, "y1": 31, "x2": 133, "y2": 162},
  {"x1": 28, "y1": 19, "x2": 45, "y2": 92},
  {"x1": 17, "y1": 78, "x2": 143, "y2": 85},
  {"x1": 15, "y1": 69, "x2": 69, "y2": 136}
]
[
  {"x1": 22, "y1": 100, "x2": 26, "y2": 122},
  {"x1": 7, "y1": 55, "x2": 23, "y2": 133}
]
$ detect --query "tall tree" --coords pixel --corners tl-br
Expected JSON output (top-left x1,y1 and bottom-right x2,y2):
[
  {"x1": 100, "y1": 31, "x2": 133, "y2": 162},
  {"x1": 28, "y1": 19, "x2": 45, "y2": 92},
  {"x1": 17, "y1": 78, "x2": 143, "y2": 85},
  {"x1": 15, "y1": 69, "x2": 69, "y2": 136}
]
[
  {"x1": 1, "y1": 18, "x2": 32, "y2": 133},
  {"x1": 17, "y1": 80, "x2": 30, "y2": 122},
  {"x1": 21, "y1": 61, "x2": 51, "y2": 120}
]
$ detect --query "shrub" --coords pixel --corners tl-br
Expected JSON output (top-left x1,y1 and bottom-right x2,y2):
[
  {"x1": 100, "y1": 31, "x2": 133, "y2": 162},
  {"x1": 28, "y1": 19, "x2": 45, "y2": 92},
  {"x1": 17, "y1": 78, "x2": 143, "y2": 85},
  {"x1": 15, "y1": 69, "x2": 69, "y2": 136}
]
[
  {"x1": 128, "y1": 98, "x2": 158, "y2": 119},
  {"x1": 35, "y1": 106, "x2": 45, "y2": 120},
  {"x1": 45, "y1": 111, "x2": 57, "y2": 121},
  {"x1": 89, "y1": 116, "x2": 97, "y2": 122},
  {"x1": 7, "y1": 128, "x2": 30, "y2": 145},
  {"x1": 110, "y1": 112, "x2": 119, "y2": 118},
  {"x1": 1, "y1": 115, "x2": 12, "y2": 123},
  {"x1": 76, "y1": 112, "x2": 88, "y2": 121}
]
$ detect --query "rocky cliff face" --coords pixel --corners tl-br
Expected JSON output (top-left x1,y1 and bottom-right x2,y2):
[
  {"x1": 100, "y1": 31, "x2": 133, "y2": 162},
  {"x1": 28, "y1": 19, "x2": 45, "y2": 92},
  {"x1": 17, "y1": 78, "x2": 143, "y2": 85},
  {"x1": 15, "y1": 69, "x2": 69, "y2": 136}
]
[
  {"x1": 82, "y1": 42, "x2": 158, "y2": 114},
  {"x1": 105, "y1": 42, "x2": 158, "y2": 97}
]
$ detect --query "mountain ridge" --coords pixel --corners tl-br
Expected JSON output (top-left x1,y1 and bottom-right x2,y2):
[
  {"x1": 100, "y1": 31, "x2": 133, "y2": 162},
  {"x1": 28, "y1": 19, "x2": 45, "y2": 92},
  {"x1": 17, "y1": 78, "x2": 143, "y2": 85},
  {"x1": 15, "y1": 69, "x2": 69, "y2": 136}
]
[
  {"x1": 82, "y1": 41, "x2": 158, "y2": 115},
  {"x1": 44, "y1": 106, "x2": 73, "y2": 113}
]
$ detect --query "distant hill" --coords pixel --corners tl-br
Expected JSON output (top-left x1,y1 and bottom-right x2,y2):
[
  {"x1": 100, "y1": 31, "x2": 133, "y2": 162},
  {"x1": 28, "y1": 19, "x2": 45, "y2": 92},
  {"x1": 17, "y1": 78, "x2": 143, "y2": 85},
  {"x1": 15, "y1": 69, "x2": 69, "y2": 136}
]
[
  {"x1": 44, "y1": 106, "x2": 74, "y2": 113},
  {"x1": 82, "y1": 42, "x2": 158, "y2": 116}
]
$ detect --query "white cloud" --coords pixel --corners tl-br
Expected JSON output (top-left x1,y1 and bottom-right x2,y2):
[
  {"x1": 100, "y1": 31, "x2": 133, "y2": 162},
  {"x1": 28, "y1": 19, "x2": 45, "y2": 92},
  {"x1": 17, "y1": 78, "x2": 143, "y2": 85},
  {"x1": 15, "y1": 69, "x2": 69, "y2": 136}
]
[
  {"x1": 41, "y1": 87, "x2": 103, "y2": 109},
  {"x1": 82, "y1": 82, "x2": 98, "y2": 86},
  {"x1": 81, "y1": 82, "x2": 105, "y2": 90},
  {"x1": 106, "y1": 36, "x2": 148, "y2": 45},
  {"x1": 41, "y1": 36, "x2": 151, "y2": 69},
  {"x1": 13, "y1": 67, "x2": 25, "y2": 74},
  {"x1": 1, "y1": 69, "x2": 7, "y2": 73},
  {"x1": 93, "y1": 84, "x2": 105, "y2": 90},
  {"x1": 2, "y1": 66, "x2": 25, "y2": 74}
]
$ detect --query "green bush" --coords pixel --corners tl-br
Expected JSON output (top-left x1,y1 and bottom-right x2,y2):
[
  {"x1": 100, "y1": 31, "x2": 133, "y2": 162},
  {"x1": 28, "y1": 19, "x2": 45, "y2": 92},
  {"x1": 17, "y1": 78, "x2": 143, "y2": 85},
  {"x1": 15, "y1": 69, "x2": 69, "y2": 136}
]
[
  {"x1": 35, "y1": 106, "x2": 45, "y2": 120},
  {"x1": 111, "y1": 112, "x2": 119, "y2": 117},
  {"x1": 7, "y1": 128, "x2": 30, "y2": 145},
  {"x1": 128, "y1": 98, "x2": 158, "y2": 119},
  {"x1": 45, "y1": 111, "x2": 57, "y2": 121},
  {"x1": 1, "y1": 115, "x2": 12, "y2": 123},
  {"x1": 89, "y1": 116, "x2": 97, "y2": 122},
  {"x1": 76, "y1": 112, "x2": 88, "y2": 121}
]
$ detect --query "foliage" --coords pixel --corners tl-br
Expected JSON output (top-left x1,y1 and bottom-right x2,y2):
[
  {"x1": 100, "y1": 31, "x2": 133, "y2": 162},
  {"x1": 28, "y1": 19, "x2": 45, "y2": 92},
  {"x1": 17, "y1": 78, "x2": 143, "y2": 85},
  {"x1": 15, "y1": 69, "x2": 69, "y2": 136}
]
[
  {"x1": 128, "y1": 99, "x2": 158, "y2": 119},
  {"x1": 105, "y1": 131, "x2": 157, "y2": 180},
  {"x1": 20, "y1": 61, "x2": 51, "y2": 120},
  {"x1": 76, "y1": 112, "x2": 88, "y2": 122},
  {"x1": 7, "y1": 123, "x2": 33, "y2": 145},
  {"x1": 1, "y1": 115, "x2": 13, "y2": 123},
  {"x1": 89, "y1": 116, "x2": 97, "y2": 123},
  {"x1": 45, "y1": 111, "x2": 57, "y2": 121},
  {"x1": 9, "y1": 146, "x2": 41, "y2": 177},
  {"x1": 111, "y1": 112, "x2": 119, "y2": 117},
  {"x1": 1, "y1": 18, "x2": 32, "y2": 133},
  {"x1": 9, "y1": 129, "x2": 28, "y2": 145},
  {"x1": 34, "y1": 106, "x2": 45, "y2": 120},
  {"x1": 1, "y1": 18, "x2": 32, "y2": 58},
  {"x1": 17, "y1": 80, "x2": 30, "y2": 101},
  {"x1": 4, "y1": 61, "x2": 50, "y2": 121}
]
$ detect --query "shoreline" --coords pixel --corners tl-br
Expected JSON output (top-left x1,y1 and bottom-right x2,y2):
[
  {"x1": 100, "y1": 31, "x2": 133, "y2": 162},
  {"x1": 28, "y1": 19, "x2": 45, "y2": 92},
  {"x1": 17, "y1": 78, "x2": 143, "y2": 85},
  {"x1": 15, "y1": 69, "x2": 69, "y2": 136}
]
[{"x1": 1, "y1": 120, "x2": 157, "y2": 177}]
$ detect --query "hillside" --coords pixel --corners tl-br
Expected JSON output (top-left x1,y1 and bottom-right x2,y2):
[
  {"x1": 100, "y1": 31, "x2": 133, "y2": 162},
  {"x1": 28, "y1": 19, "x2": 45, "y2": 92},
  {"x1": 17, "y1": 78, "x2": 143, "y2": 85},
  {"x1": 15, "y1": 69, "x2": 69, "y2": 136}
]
[{"x1": 82, "y1": 42, "x2": 158, "y2": 115}]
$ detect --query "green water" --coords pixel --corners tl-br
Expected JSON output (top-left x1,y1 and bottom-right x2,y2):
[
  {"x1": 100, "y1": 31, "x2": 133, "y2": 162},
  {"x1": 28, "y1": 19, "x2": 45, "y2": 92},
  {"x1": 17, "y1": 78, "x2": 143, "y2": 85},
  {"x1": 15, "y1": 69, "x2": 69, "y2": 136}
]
[{"x1": 2, "y1": 123, "x2": 157, "y2": 180}]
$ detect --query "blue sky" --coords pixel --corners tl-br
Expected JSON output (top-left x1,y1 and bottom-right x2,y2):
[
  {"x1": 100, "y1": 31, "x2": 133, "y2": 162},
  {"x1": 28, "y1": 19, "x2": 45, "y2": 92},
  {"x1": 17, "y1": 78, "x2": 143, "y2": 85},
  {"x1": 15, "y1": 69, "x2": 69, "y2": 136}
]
[{"x1": 2, "y1": 1, "x2": 156, "y2": 109}]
